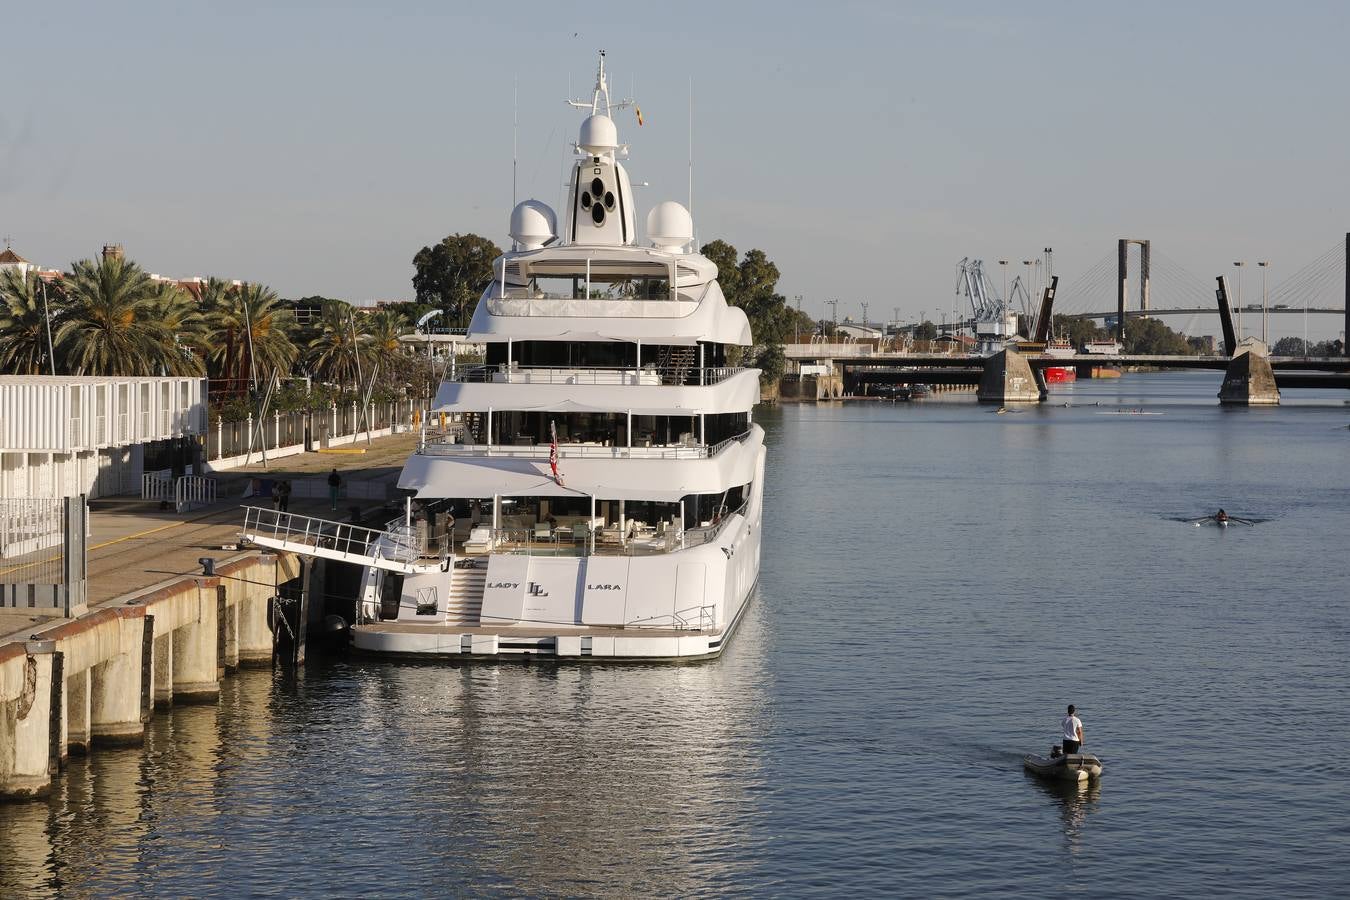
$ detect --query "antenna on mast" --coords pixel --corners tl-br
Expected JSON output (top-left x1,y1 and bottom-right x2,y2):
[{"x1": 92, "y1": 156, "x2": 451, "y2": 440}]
[
  {"x1": 689, "y1": 76, "x2": 695, "y2": 244},
  {"x1": 567, "y1": 50, "x2": 634, "y2": 115},
  {"x1": 512, "y1": 74, "x2": 519, "y2": 210}
]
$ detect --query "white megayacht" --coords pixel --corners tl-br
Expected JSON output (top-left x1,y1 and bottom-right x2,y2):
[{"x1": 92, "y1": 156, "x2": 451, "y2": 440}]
[{"x1": 320, "y1": 53, "x2": 763, "y2": 659}]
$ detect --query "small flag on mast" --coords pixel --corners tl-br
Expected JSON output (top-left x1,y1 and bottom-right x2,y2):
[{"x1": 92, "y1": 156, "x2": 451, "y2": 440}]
[
  {"x1": 635, "y1": 106, "x2": 644, "y2": 126},
  {"x1": 549, "y1": 420, "x2": 564, "y2": 486}
]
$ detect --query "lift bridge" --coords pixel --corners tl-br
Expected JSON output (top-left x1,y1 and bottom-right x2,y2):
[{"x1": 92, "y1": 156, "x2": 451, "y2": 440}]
[{"x1": 790, "y1": 237, "x2": 1350, "y2": 405}]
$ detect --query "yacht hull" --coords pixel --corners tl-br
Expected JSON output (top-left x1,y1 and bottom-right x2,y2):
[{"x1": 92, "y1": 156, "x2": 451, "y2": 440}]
[{"x1": 351, "y1": 447, "x2": 764, "y2": 661}]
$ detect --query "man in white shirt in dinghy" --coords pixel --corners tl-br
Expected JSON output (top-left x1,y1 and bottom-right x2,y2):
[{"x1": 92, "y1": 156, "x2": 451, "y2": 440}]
[{"x1": 1062, "y1": 704, "x2": 1084, "y2": 754}]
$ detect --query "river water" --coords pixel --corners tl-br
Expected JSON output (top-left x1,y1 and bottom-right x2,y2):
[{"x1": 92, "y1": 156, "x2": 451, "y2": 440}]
[{"x1": 2, "y1": 372, "x2": 1347, "y2": 897}]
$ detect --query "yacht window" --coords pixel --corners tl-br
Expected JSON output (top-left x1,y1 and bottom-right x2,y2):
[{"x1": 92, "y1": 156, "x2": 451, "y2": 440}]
[
  {"x1": 591, "y1": 204, "x2": 606, "y2": 224},
  {"x1": 591, "y1": 177, "x2": 604, "y2": 196},
  {"x1": 604, "y1": 191, "x2": 615, "y2": 210},
  {"x1": 581, "y1": 192, "x2": 592, "y2": 209}
]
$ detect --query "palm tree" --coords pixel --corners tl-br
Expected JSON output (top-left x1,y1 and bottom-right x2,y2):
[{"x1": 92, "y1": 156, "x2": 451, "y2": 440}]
[
  {"x1": 205, "y1": 280, "x2": 297, "y2": 393},
  {"x1": 306, "y1": 300, "x2": 368, "y2": 389},
  {"x1": 0, "y1": 268, "x2": 60, "y2": 375},
  {"x1": 146, "y1": 281, "x2": 207, "y2": 376},
  {"x1": 364, "y1": 309, "x2": 409, "y2": 371},
  {"x1": 56, "y1": 256, "x2": 173, "y2": 376}
]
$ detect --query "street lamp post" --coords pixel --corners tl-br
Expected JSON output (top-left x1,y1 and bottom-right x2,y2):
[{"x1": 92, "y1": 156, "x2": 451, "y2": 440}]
[
  {"x1": 1021, "y1": 260, "x2": 1034, "y2": 334},
  {"x1": 1257, "y1": 261, "x2": 1270, "y2": 345},
  {"x1": 1233, "y1": 262, "x2": 1246, "y2": 340}
]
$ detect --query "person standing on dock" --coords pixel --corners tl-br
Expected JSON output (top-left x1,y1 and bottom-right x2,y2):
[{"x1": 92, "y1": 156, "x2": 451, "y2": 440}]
[
  {"x1": 327, "y1": 468, "x2": 341, "y2": 511},
  {"x1": 279, "y1": 479, "x2": 292, "y2": 513},
  {"x1": 1062, "y1": 705, "x2": 1084, "y2": 755}
]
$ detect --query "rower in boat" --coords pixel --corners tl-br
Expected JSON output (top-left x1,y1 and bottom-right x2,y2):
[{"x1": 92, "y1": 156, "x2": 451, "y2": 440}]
[{"x1": 1215, "y1": 509, "x2": 1229, "y2": 525}]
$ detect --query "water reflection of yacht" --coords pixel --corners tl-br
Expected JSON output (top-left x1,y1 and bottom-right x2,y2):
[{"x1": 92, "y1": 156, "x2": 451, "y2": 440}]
[{"x1": 349, "y1": 53, "x2": 765, "y2": 659}]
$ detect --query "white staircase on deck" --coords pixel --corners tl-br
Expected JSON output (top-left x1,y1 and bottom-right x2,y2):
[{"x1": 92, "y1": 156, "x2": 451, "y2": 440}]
[{"x1": 444, "y1": 565, "x2": 486, "y2": 624}]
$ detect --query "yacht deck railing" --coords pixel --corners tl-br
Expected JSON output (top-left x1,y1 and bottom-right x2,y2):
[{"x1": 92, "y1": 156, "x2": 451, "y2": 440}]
[
  {"x1": 451, "y1": 364, "x2": 741, "y2": 386},
  {"x1": 418, "y1": 431, "x2": 749, "y2": 460}
]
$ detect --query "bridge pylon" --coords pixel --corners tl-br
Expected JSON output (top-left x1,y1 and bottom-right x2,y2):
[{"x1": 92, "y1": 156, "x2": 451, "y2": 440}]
[{"x1": 1117, "y1": 239, "x2": 1151, "y2": 344}]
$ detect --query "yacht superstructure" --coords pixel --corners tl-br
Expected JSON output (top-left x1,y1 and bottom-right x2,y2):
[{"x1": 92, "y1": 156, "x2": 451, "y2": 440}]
[{"x1": 350, "y1": 54, "x2": 764, "y2": 659}]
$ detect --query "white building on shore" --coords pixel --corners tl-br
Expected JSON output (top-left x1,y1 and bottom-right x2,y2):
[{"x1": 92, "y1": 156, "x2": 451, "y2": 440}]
[{"x1": 0, "y1": 376, "x2": 207, "y2": 499}]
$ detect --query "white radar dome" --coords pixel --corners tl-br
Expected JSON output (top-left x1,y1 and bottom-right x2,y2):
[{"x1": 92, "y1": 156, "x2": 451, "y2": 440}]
[
  {"x1": 579, "y1": 114, "x2": 619, "y2": 155},
  {"x1": 509, "y1": 200, "x2": 557, "y2": 250},
  {"x1": 646, "y1": 201, "x2": 694, "y2": 252}
]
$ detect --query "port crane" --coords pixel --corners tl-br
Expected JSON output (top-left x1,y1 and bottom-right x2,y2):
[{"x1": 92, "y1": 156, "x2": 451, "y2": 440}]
[{"x1": 955, "y1": 257, "x2": 1020, "y2": 355}]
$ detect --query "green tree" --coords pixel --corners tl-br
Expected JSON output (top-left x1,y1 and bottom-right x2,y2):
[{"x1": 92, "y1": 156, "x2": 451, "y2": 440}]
[
  {"x1": 306, "y1": 300, "x2": 368, "y2": 388},
  {"x1": 915, "y1": 320, "x2": 938, "y2": 341},
  {"x1": 0, "y1": 268, "x2": 60, "y2": 375},
  {"x1": 701, "y1": 239, "x2": 794, "y2": 382},
  {"x1": 56, "y1": 255, "x2": 174, "y2": 376},
  {"x1": 205, "y1": 279, "x2": 297, "y2": 391},
  {"x1": 1122, "y1": 317, "x2": 1193, "y2": 355},
  {"x1": 1052, "y1": 314, "x2": 1111, "y2": 348},
  {"x1": 147, "y1": 282, "x2": 207, "y2": 376},
  {"x1": 1272, "y1": 336, "x2": 1307, "y2": 356},
  {"x1": 411, "y1": 233, "x2": 501, "y2": 327},
  {"x1": 363, "y1": 309, "x2": 411, "y2": 383}
]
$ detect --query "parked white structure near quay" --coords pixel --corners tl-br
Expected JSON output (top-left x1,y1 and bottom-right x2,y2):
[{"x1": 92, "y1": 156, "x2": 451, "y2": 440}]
[{"x1": 0, "y1": 375, "x2": 207, "y2": 499}]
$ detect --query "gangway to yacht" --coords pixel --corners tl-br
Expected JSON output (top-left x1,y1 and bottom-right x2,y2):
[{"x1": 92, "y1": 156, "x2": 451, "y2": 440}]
[{"x1": 240, "y1": 506, "x2": 422, "y2": 573}]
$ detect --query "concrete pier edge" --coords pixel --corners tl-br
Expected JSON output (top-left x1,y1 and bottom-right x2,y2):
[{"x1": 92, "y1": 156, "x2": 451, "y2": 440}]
[{"x1": 0, "y1": 550, "x2": 291, "y2": 801}]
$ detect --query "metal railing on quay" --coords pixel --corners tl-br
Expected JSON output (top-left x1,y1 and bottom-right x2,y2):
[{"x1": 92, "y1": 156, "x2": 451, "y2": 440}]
[{"x1": 0, "y1": 497, "x2": 67, "y2": 566}]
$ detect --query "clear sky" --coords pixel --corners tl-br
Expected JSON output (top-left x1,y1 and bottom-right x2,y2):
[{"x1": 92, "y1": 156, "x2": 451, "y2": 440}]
[{"x1": 3, "y1": 1, "x2": 1347, "y2": 338}]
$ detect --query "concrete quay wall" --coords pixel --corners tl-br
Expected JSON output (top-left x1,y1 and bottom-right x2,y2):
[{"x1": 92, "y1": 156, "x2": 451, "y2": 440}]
[{"x1": 0, "y1": 551, "x2": 298, "y2": 801}]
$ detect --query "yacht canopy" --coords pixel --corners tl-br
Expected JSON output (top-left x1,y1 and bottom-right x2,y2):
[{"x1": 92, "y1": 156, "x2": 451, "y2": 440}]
[
  {"x1": 398, "y1": 427, "x2": 764, "y2": 503},
  {"x1": 432, "y1": 370, "x2": 761, "y2": 417},
  {"x1": 467, "y1": 246, "x2": 751, "y2": 346}
]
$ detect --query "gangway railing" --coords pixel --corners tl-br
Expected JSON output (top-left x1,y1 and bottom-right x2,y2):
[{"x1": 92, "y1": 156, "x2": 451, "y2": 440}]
[{"x1": 241, "y1": 506, "x2": 421, "y2": 573}]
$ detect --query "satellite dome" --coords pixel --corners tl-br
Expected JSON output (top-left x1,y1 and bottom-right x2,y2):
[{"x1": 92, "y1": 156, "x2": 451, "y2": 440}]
[
  {"x1": 646, "y1": 201, "x2": 693, "y2": 252},
  {"x1": 579, "y1": 114, "x2": 619, "y2": 155},
  {"x1": 509, "y1": 200, "x2": 557, "y2": 250}
]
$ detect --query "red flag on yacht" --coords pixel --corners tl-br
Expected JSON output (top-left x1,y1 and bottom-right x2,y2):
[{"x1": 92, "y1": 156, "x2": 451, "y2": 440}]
[{"x1": 549, "y1": 420, "x2": 564, "y2": 486}]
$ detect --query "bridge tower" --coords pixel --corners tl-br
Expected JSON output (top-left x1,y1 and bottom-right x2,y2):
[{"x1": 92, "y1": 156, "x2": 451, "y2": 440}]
[{"x1": 1117, "y1": 239, "x2": 1151, "y2": 343}]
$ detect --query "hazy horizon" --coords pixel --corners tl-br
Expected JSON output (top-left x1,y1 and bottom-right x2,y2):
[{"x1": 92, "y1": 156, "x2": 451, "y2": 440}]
[{"x1": 3, "y1": 1, "x2": 1347, "y2": 340}]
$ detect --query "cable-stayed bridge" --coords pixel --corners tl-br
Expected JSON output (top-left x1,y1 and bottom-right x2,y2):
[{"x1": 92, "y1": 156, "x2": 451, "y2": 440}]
[{"x1": 1055, "y1": 236, "x2": 1348, "y2": 345}]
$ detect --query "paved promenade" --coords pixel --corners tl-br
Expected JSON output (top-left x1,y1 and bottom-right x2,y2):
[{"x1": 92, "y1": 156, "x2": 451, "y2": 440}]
[{"x1": 0, "y1": 431, "x2": 422, "y2": 645}]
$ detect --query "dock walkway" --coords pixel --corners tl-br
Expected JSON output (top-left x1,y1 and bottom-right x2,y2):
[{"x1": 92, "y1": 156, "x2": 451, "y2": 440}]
[{"x1": 0, "y1": 431, "x2": 420, "y2": 645}]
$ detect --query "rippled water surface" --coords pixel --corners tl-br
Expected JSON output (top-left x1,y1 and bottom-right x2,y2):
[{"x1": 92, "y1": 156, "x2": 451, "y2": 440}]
[{"x1": 3, "y1": 372, "x2": 1349, "y2": 897}]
